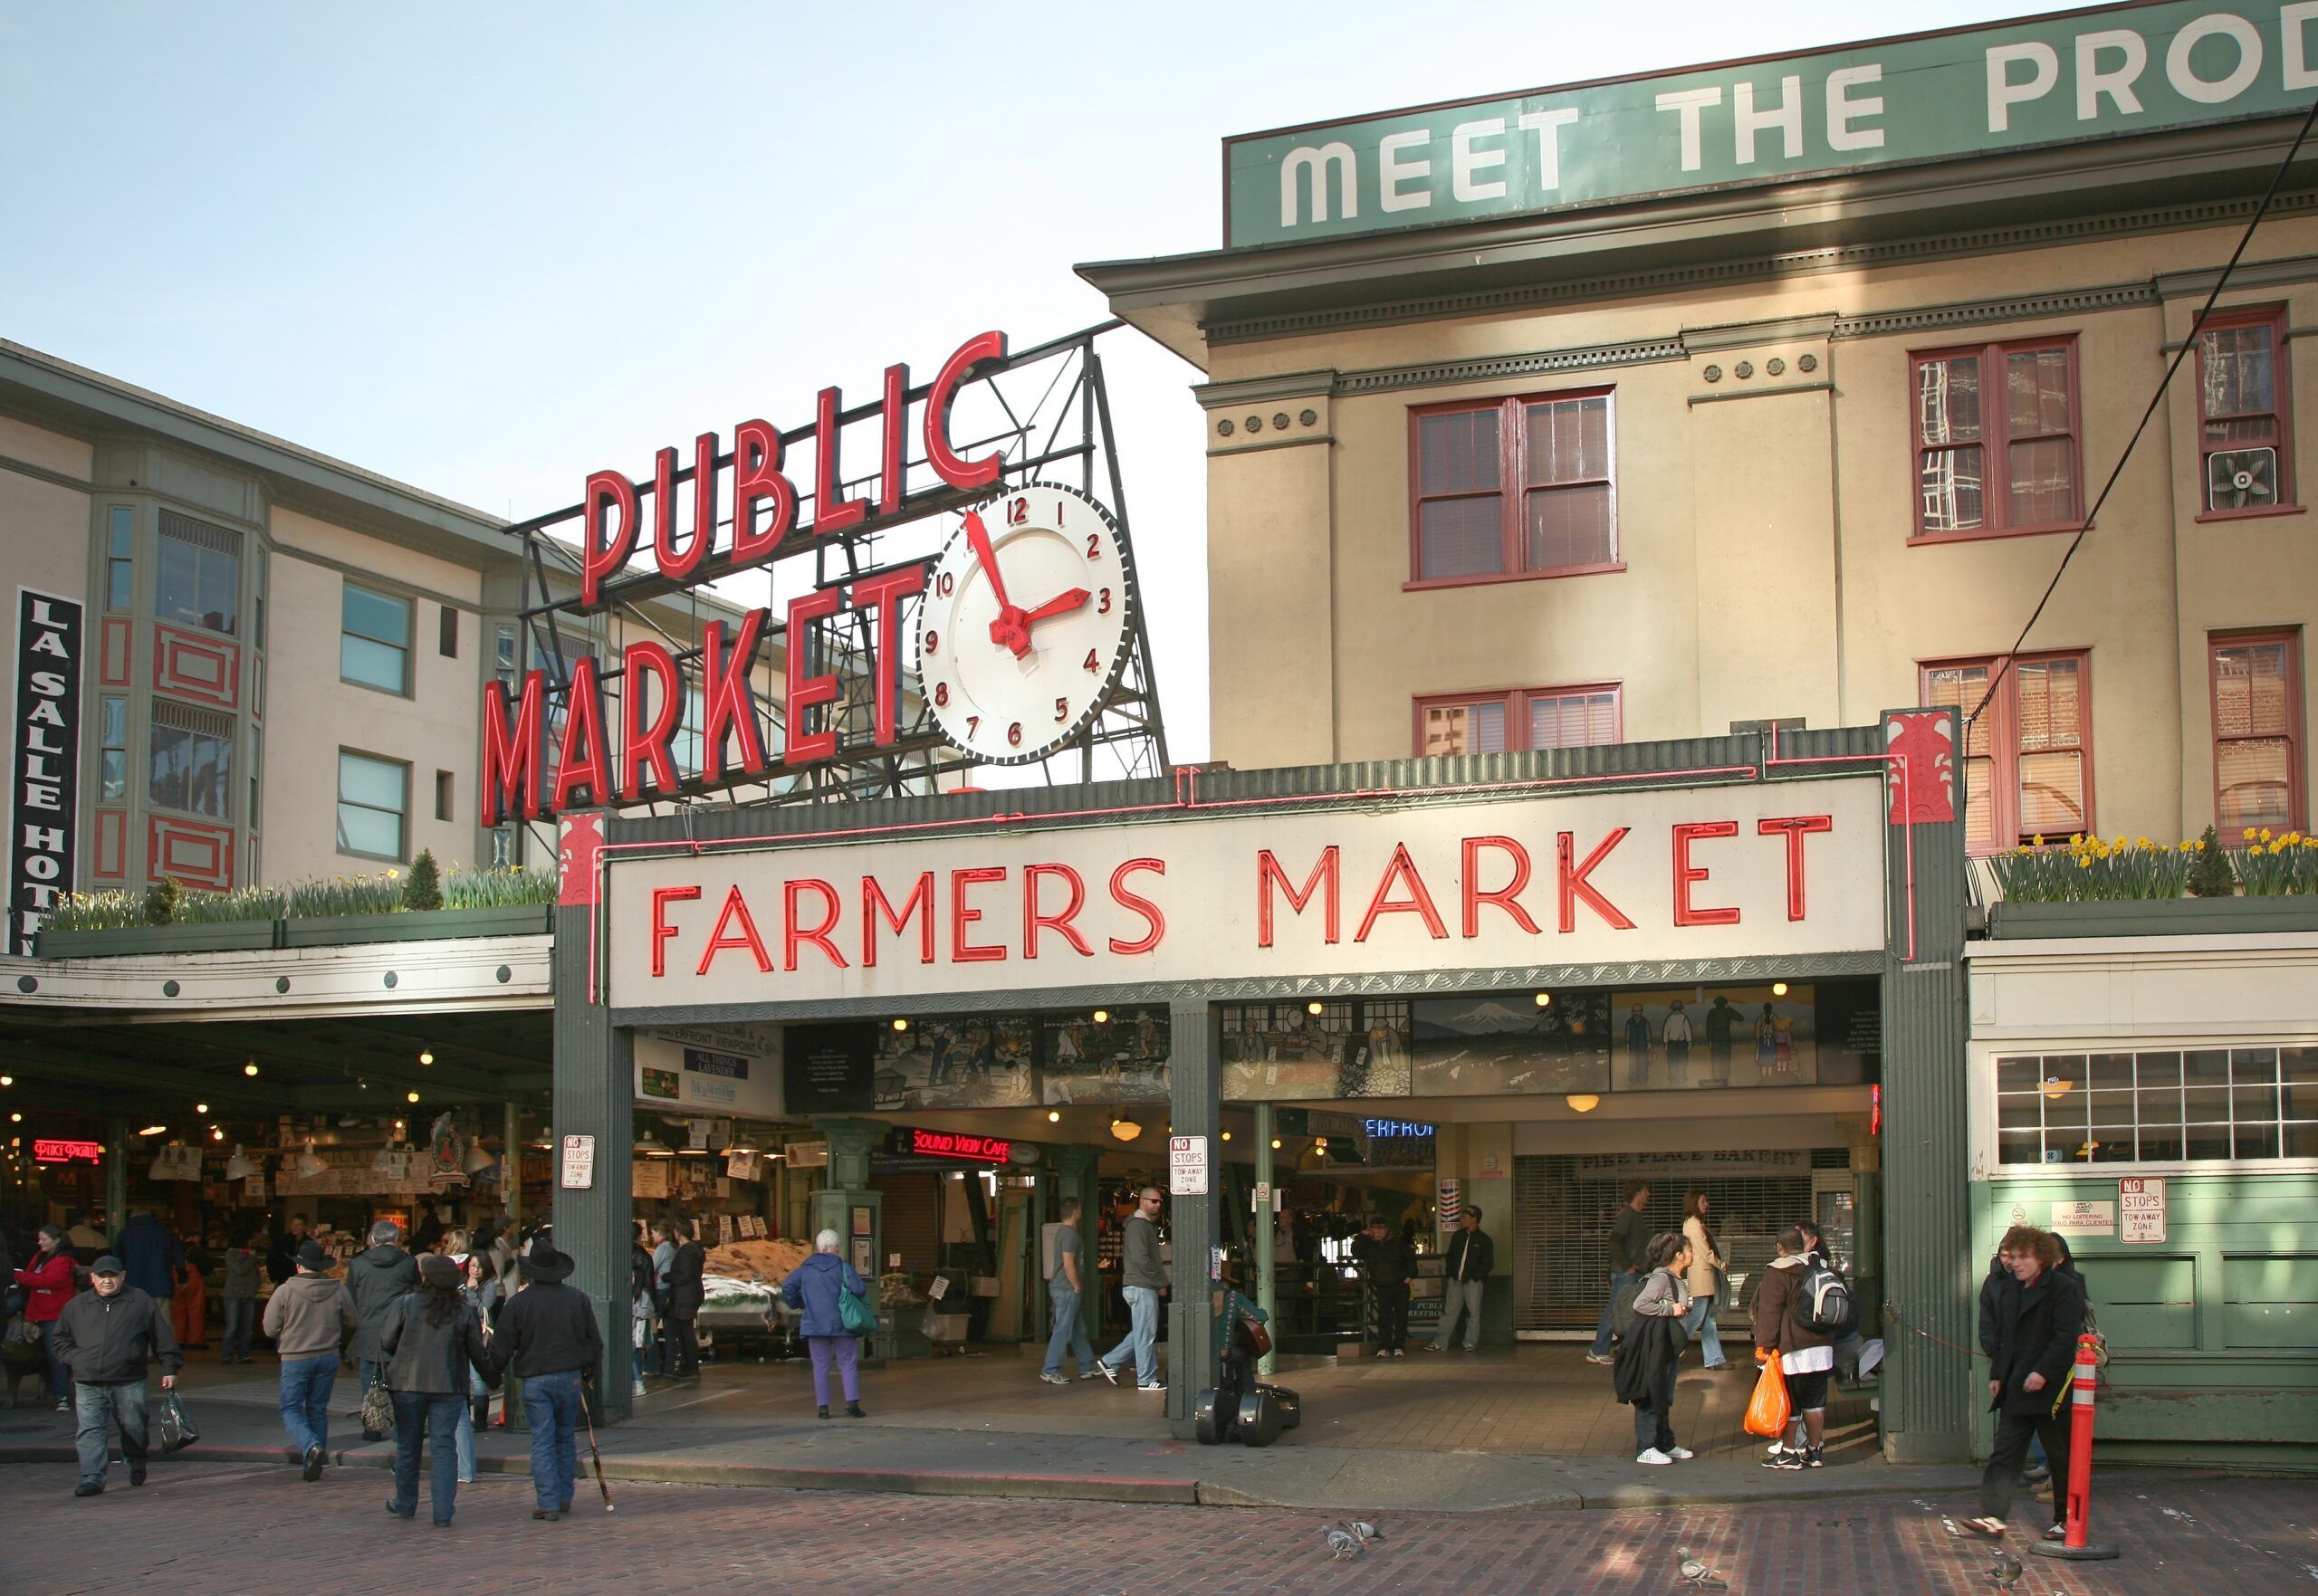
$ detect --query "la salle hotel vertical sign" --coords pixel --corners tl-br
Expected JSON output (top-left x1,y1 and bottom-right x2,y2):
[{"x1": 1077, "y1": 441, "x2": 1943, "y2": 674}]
[{"x1": 10, "y1": 589, "x2": 81, "y2": 954}]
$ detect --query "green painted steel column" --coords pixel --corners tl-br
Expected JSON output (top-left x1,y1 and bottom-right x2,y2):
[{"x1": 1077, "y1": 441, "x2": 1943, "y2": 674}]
[
  {"x1": 105, "y1": 1116, "x2": 127, "y2": 1238},
  {"x1": 503, "y1": 1100, "x2": 522, "y2": 1233},
  {"x1": 809, "y1": 1118, "x2": 886, "y2": 1282},
  {"x1": 1049, "y1": 1143, "x2": 1102, "y2": 1341},
  {"x1": 550, "y1": 814, "x2": 633, "y2": 1419},
  {"x1": 1164, "y1": 1001, "x2": 1220, "y2": 1438},
  {"x1": 1254, "y1": 1101, "x2": 1276, "y2": 1376},
  {"x1": 1877, "y1": 706, "x2": 1972, "y2": 1462}
]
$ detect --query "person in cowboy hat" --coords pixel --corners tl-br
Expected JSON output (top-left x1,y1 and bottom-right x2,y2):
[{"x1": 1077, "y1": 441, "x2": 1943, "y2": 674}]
[
  {"x1": 486, "y1": 1242, "x2": 601, "y2": 1520},
  {"x1": 263, "y1": 1239, "x2": 359, "y2": 1481}
]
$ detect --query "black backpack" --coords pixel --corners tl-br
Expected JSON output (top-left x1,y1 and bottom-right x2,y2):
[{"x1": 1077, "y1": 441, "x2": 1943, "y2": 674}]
[{"x1": 1790, "y1": 1260, "x2": 1855, "y2": 1337}]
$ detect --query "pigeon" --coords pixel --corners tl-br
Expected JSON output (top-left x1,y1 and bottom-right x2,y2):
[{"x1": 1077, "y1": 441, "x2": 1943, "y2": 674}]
[
  {"x1": 1674, "y1": 1546, "x2": 1729, "y2": 1591},
  {"x1": 1323, "y1": 1525, "x2": 1364, "y2": 1561},
  {"x1": 1986, "y1": 1548, "x2": 2023, "y2": 1592},
  {"x1": 1343, "y1": 1521, "x2": 1385, "y2": 1543}
]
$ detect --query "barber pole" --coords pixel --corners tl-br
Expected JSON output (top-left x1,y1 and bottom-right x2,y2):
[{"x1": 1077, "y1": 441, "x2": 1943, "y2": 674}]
[{"x1": 2030, "y1": 1332, "x2": 2121, "y2": 1563}]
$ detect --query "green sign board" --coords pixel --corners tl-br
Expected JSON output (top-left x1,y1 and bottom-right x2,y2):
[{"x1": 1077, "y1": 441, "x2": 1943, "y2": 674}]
[{"x1": 1224, "y1": 1, "x2": 2318, "y2": 246}]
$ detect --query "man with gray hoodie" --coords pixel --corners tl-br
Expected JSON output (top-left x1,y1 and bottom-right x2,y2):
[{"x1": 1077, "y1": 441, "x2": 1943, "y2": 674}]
[
  {"x1": 263, "y1": 1239, "x2": 359, "y2": 1479},
  {"x1": 347, "y1": 1219, "x2": 418, "y2": 1441}
]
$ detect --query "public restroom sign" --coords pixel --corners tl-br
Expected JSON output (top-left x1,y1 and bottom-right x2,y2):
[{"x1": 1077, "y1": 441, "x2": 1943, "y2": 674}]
[
  {"x1": 607, "y1": 776, "x2": 1885, "y2": 1008},
  {"x1": 10, "y1": 589, "x2": 81, "y2": 955},
  {"x1": 1227, "y1": 1, "x2": 2318, "y2": 244}
]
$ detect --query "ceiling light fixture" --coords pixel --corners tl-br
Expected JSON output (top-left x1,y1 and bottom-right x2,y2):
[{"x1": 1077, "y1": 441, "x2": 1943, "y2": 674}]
[
  {"x1": 1771, "y1": 980, "x2": 1790, "y2": 997},
  {"x1": 1307, "y1": 1000, "x2": 1324, "y2": 1016},
  {"x1": 1109, "y1": 1117, "x2": 1141, "y2": 1142},
  {"x1": 1269, "y1": 1137, "x2": 1283, "y2": 1151},
  {"x1": 7, "y1": 1112, "x2": 19, "y2": 1124},
  {"x1": 1, "y1": 1074, "x2": 13, "y2": 1086},
  {"x1": 2041, "y1": 1077, "x2": 2075, "y2": 1100},
  {"x1": 1092, "y1": 1009, "x2": 1109, "y2": 1024},
  {"x1": 195, "y1": 1102, "x2": 208, "y2": 1113},
  {"x1": 1312, "y1": 1136, "x2": 1328, "y2": 1150},
  {"x1": 1565, "y1": 1094, "x2": 1601, "y2": 1113},
  {"x1": 892, "y1": 1018, "x2": 909, "y2": 1032},
  {"x1": 138, "y1": 1124, "x2": 167, "y2": 1136},
  {"x1": 210, "y1": 1127, "x2": 224, "y2": 1141},
  {"x1": 244, "y1": 1063, "x2": 259, "y2": 1076},
  {"x1": 419, "y1": 1049, "x2": 434, "y2": 1066},
  {"x1": 1535, "y1": 991, "x2": 1553, "y2": 1007},
  {"x1": 1046, "y1": 1110, "x2": 1060, "y2": 1123},
  {"x1": 406, "y1": 1091, "x2": 420, "y2": 1104},
  {"x1": 1221, "y1": 1130, "x2": 1231, "y2": 1141}
]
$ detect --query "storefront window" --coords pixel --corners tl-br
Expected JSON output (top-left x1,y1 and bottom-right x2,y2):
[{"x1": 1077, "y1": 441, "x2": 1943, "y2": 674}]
[{"x1": 1997, "y1": 1046, "x2": 2318, "y2": 1165}]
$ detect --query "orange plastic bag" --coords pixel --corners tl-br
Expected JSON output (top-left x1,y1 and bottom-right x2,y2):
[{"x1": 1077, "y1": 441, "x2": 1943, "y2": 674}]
[{"x1": 1744, "y1": 1353, "x2": 1791, "y2": 1438}]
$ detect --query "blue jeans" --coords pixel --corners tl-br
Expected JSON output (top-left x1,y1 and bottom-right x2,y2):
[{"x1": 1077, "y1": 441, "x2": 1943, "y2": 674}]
[
  {"x1": 1590, "y1": 1268, "x2": 1639, "y2": 1358},
  {"x1": 389, "y1": 1391, "x2": 465, "y2": 1524},
  {"x1": 1682, "y1": 1292, "x2": 1727, "y2": 1365},
  {"x1": 1043, "y1": 1286, "x2": 1096, "y2": 1377},
  {"x1": 40, "y1": 1320, "x2": 70, "y2": 1402},
  {"x1": 522, "y1": 1371, "x2": 582, "y2": 1512},
  {"x1": 220, "y1": 1297, "x2": 255, "y2": 1362},
  {"x1": 1103, "y1": 1285, "x2": 1161, "y2": 1386},
  {"x1": 1431, "y1": 1277, "x2": 1486, "y2": 1350},
  {"x1": 278, "y1": 1354, "x2": 338, "y2": 1456},
  {"x1": 72, "y1": 1381, "x2": 148, "y2": 1484}
]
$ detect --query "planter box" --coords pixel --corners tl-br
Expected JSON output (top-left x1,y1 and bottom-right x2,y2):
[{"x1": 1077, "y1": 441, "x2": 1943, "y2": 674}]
[
  {"x1": 280, "y1": 904, "x2": 553, "y2": 947},
  {"x1": 35, "y1": 921, "x2": 282, "y2": 959},
  {"x1": 1988, "y1": 895, "x2": 2318, "y2": 939}
]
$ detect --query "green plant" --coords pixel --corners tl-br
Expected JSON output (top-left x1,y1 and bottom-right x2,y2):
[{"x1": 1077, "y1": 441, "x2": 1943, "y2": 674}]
[
  {"x1": 41, "y1": 890, "x2": 146, "y2": 933},
  {"x1": 172, "y1": 884, "x2": 286, "y2": 923},
  {"x1": 2187, "y1": 826, "x2": 2237, "y2": 897},
  {"x1": 442, "y1": 866, "x2": 557, "y2": 909},
  {"x1": 1987, "y1": 834, "x2": 2195, "y2": 903},
  {"x1": 2229, "y1": 828, "x2": 2318, "y2": 895},
  {"x1": 285, "y1": 873, "x2": 406, "y2": 917},
  {"x1": 402, "y1": 849, "x2": 444, "y2": 912},
  {"x1": 144, "y1": 876, "x2": 183, "y2": 925}
]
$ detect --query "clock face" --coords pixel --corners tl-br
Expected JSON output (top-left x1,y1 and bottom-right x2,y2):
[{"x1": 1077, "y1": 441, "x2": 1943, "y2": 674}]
[{"x1": 916, "y1": 482, "x2": 1135, "y2": 765}]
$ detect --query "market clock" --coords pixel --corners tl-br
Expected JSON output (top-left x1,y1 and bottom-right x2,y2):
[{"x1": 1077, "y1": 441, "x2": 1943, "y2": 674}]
[{"x1": 916, "y1": 482, "x2": 1135, "y2": 765}]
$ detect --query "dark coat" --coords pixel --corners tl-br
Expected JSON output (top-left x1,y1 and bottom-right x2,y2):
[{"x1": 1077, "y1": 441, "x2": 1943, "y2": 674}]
[
  {"x1": 378, "y1": 1294, "x2": 494, "y2": 1396},
  {"x1": 1988, "y1": 1264, "x2": 2085, "y2": 1418},
  {"x1": 1351, "y1": 1233, "x2": 1413, "y2": 1286},
  {"x1": 1613, "y1": 1311, "x2": 1687, "y2": 1408},
  {"x1": 1442, "y1": 1226, "x2": 1493, "y2": 1282},
  {"x1": 1750, "y1": 1255, "x2": 1836, "y2": 1359},
  {"x1": 51, "y1": 1285, "x2": 182, "y2": 1383},
  {"x1": 666, "y1": 1239, "x2": 706, "y2": 1320},
  {"x1": 113, "y1": 1214, "x2": 181, "y2": 1300},
  {"x1": 780, "y1": 1252, "x2": 868, "y2": 1338},
  {"x1": 1977, "y1": 1256, "x2": 2012, "y2": 1360},
  {"x1": 490, "y1": 1280, "x2": 603, "y2": 1381},
  {"x1": 346, "y1": 1244, "x2": 419, "y2": 1362}
]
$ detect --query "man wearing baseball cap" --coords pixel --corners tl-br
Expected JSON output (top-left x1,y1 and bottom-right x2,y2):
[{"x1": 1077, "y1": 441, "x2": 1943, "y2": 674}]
[{"x1": 50, "y1": 1254, "x2": 181, "y2": 1496}]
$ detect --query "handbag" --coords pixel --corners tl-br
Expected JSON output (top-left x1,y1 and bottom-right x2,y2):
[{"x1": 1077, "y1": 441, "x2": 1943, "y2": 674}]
[
  {"x1": 158, "y1": 1391, "x2": 200, "y2": 1452},
  {"x1": 838, "y1": 1284, "x2": 876, "y2": 1335},
  {"x1": 360, "y1": 1375, "x2": 396, "y2": 1439},
  {"x1": 1743, "y1": 1352, "x2": 1792, "y2": 1438}
]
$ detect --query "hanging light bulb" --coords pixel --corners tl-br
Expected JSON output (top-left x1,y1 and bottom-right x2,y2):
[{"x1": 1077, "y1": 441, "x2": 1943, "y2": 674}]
[
  {"x1": 210, "y1": 1126, "x2": 225, "y2": 1141},
  {"x1": 1046, "y1": 1110, "x2": 1061, "y2": 1123},
  {"x1": 195, "y1": 1102, "x2": 208, "y2": 1113},
  {"x1": 0, "y1": 1075, "x2": 12, "y2": 1086},
  {"x1": 1771, "y1": 981, "x2": 1790, "y2": 998},
  {"x1": 1307, "y1": 1001, "x2": 1324, "y2": 1016},
  {"x1": 407, "y1": 1091, "x2": 420, "y2": 1104},
  {"x1": 419, "y1": 1048, "x2": 434, "y2": 1066},
  {"x1": 1221, "y1": 1130, "x2": 1232, "y2": 1142},
  {"x1": 244, "y1": 1062, "x2": 259, "y2": 1076},
  {"x1": 891, "y1": 1018, "x2": 909, "y2": 1032},
  {"x1": 1565, "y1": 1094, "x2": 1601, "y2": 1113},
  {"x1": 1535, "y1": 992, "x2": 1553, "y2": 1007},
  {"x1": 1108, "y1": 1117, "x2": 1141, "y2": 1142},
  {"x1": 1269, "y1": 1137, "x2": 1283, "y2": 1151},
  {"x1": 1313, "y1": 1136, "x2": 1328, "y2": 1150}
]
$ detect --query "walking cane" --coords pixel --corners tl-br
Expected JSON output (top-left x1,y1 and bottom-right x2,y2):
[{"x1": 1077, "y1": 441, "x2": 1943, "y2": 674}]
[{"x1": 577, "y1": 1384, "x2": 615, "y2": 1513}]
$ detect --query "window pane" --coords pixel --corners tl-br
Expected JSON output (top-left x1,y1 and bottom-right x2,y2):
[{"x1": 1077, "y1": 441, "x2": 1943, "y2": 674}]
[
  {"x1": 1919, "y1": 445, "x2": 1985, "y2": 530},
  {"x1": 2086, "y1": 1052, "x2": 2134, "y2": 1091},
  {"x1": 2234, "y1": 1084, "x2": 2281, "y2": 1123},
  {"x1": 2017, "y1": 750, "x2": 2085, "y2": 837},
  {"x1": 2217, "y1": 738, "x2": 2294, "y2": 833},
  {"x1": 2201, "y1": 324, "x2": 2275, "y2": 417},
  {"x1": 156, "y1": 519, "x2": 239, "y2": 636},
  {"x1": 1524, "y1": 483, "x2": 1614, "y2": 569},
  {"x1": 2005, "y1": 348, "x2": 2073, "y2": 436},
  {"x1": 2285, "y1": 1122, "x2": 2318, "y2": 1159},
  {"x1": 2136, "y1": 1051, "x2": 2182, "y2": 1088},
  {"x1": 148, "y1": 723, "x2": 231, "y2": 817},
  {"x1": 341, "y1": 634, "x2": 408, "y2": 693},
  {"x1": 2016, "y1": 658, "x2": 2083, "y2": 751},
  {"x1": 1997, "y1": 1055, "x2": 2043, "y2": 1092},
  {"x1": 1525, "y1": 396, "x2": 1610, "y2": 485},
  {"x1": 1998, "y1": 1130, "x2": 2042, "y2": 1165},
  {"x1": 2007, "y1": 437, "x2": 2075, "y2": 523},
  {"x1": 1925, "y1": 665, "x2": 1996, "y2": 758},
  {"x1": 2213, "y1": 642, "x2": 2292, "y2": 737},
  {"x1": 342, "y1": 585, "x2": 410, "y2": 645},
  {"x1": 1422, "y1": 701, "x2": 1506, "y2": 757},
  {"x1": 1917, "y1": 357, "x2": 1981, "y2": 444},
  {"x1": 107, "y1": 506, "x2": 131, "y2": 555},
  {"x1": 1530, "y1": 690, "x2": 1617, "y2": 750},
  {"x1": 338, "y1": 752, "x2": 404, "y2": 812},
  {"x1": 100, "y1": 696, "x2": 125, "y2": 747},
  {"x1": 335, "y1": 803, "x2": 402, "y2": 858},
  {"x1": 100, "y1": 750, "x2": 126, "y2": 803},
  {"x1": 1420, "y1": 496, "x2": 1504, "y2": 578},
  {"x1": 2231, "y1": 1047, "x2": 2280, "y2": 1084},
  {"x1": 2234, "y1": 1124, "x2": 2281, "y2": 1159},
  {"x1": 1419, "y1": 409, "x2": 1501, "y2": 494},
  {"x1": 106, "y1": 560, "x2": 131, "y2": 611}
]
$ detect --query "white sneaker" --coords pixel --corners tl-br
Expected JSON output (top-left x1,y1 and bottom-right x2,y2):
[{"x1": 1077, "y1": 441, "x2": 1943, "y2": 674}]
[
  {"x1": 1636, "y1": 1448, "x2": 1674, "y2": 1466},
  {"x1": 1667, "y1": 1447, "x2": 1694, "y2": 1459},
  {"x1": 1138, "y1": 1382, "x2": 1166, "y2": 1393},
  {"x1": 1038, "y1": 1372, "x2": 1068, "y2": 1385}
]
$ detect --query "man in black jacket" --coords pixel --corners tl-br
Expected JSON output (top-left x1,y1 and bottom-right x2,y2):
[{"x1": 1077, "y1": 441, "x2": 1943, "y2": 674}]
[
  {"x1": 348, "y1": 1219, "x2": 419, "y2": 1438},
  {"x1": 51, "y1": 1255, "x2": 181, "y2": 1496},
  {"x1": 1352, "y1": 1218, "x2": 1415, "y2": 1357},
  {"x1": 489, "y1": 1244, "x2": 603, "y2": 1521},
  {"x1": 1963, "y1": 1225, "x2": 2085, "y2": 1542},
  {"x1": 1425, "y1": 1207, "x2": 1494, "y2": 1352}
]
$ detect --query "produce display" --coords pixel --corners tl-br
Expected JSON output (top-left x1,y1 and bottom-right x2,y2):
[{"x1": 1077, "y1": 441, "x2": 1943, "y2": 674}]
[{"x1": 703, "y1": 1238, "x2": 811, "y2": 1281}]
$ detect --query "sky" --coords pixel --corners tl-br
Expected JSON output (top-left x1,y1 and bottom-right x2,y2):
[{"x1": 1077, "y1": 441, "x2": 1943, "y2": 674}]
[{"x1": 0, "y1": 0, "x2": 2053, "y2": 765}]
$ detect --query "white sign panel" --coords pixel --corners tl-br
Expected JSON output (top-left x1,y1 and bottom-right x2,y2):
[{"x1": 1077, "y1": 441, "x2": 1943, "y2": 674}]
[
  {"x1": 560, "y1": 1134, "x2": 595, "y2": 1190},
  {"x1": 2049, "y1": 1199, "x2": 2114, "y2": 1236},
  {"x1": 608, "y1": 779, "x2": 1885, "y2": 1008},
  {"x1": 2120, "y1": 1177, "x2": 2167, "y2": 1244},
  {"x1": 634, "y1": 1027, "x2": 785, "y2": 1118},
  {"x1": 1169, "y1": 1134, "x2": 1210, "y2": 1196}
]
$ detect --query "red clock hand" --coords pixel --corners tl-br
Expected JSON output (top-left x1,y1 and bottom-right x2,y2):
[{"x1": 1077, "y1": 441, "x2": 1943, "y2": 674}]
[
  {"x1": 1003, "y1": 588, "x2": 1089, "y2": 658},
  {"x1": 963, "y1": 510, "x2": 1027, "y2": 651}
]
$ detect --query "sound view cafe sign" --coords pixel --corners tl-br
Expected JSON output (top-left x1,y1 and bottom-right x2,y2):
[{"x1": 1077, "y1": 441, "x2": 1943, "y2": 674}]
[
  {"x1": 607, "y1": 778, "x2": 1887, "y2": 1008},
  {"x1": 481, "y1": 329, "x2": 1013, "y2": 827}
]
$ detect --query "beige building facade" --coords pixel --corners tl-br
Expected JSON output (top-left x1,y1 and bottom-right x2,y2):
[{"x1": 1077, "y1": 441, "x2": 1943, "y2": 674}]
[{"x1": 1087, "y1": 95, "x2": 2318, "y2": 865}]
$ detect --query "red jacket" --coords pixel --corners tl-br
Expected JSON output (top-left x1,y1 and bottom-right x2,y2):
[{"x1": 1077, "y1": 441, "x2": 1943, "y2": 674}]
[{"x1": 14, "y1": 1251, "x2": 76, "y2": 1323}]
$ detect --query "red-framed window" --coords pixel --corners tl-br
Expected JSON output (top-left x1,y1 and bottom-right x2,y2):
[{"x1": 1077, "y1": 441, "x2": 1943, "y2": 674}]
[
  {"x1": 1408, "y1": 388, "x2": 1619, "y2": 586},
  {"x1": 1920, "y1": 651, "x2": 2093, "y2": 854},
  {"x1": 1910, "y1": 337, "x2": 2082, "y2": 540},
  {"x1": 1415, "y1": 683, "x2": 1621, "y2": 758},
  {"x1": 2209, "y1": 629, "x2": 2305, "y2": 839},
  {"x1": 2194, "y1": 308, "x2": 2298, "y2": 518}
]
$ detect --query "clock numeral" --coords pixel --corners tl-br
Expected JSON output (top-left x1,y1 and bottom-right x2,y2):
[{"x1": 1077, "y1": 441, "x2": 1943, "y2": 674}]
[
  {"x1": 1053, "y1": 696, "x2": 1068, "y2": 722},
  {"x1": 966, "y1": 715, "x2": 980, "y2": 738},
  {"x1": 1007, "y1": 496, "x2": 1028, "y2": 527},
  {"x1": 934, "y1": 682, "x2": 949, "y2": 707},
  {"x1": 1086, "y1": 532, "x2": 1102, "y2": 559},
  {"x1": 934, "y1": 570, "x2": 955, "y2": 598},
  {"x1": 1082, "y1": 649, "x2": 1100, "y2": 674},
  {"x1": 1097, "y1": 588, "x2": 1112, "y2": 615},
  {"x1": 1007, "y1": 721, "x2": 1023, "y2": 748},
  {"x1": 924, "y1": 629, "x2": 939, "y2": 655}
]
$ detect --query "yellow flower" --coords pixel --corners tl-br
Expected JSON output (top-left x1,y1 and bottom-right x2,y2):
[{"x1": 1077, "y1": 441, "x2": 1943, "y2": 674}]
[
  {"x1": 2077, "y1": 857, "x2": 2093, "y2": 868},
  {"x1": 2249, "y1": 844, "x2": 2265, "y2": 856},
  {"x1": 2071, "y1": 834, "x2": 2085, "y2": 846},
  {"x1": 2136, "y1": 836, "x2": 2151, "y2": 849},
  {"x1": 2016, "y1": 845, "x2": 2032, "y2": 855},
  {"x1": 2033, "y1": 835, "x2": 2045, "y2": 847},
  {"x1": 2261, "y1": 828, "x2": 2274, "y2": 842}
]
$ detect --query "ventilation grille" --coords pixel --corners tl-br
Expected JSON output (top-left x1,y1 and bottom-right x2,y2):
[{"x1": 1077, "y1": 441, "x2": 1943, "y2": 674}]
[{"x1": 158, "y1": 508, "x2": 242, "y2": 556}]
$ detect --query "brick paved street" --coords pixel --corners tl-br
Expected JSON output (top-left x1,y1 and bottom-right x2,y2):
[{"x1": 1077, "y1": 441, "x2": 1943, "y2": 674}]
[{"x1": 0, "y1": 1460, "x2": 2306, "y2": 1596}]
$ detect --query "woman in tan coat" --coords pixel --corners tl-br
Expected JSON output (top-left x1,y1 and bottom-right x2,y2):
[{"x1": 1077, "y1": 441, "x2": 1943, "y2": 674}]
[{"x1": 1679, "y1": 1191, "x2": 1730, "y2": 1370}]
